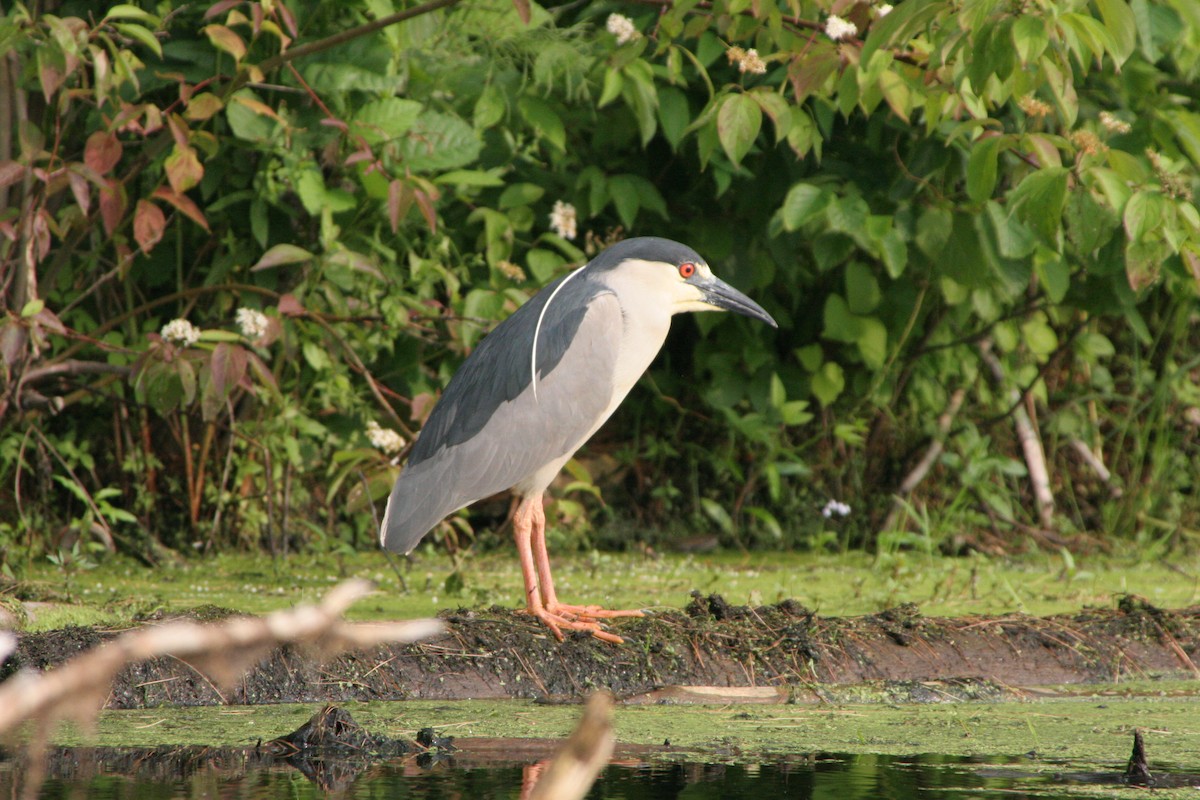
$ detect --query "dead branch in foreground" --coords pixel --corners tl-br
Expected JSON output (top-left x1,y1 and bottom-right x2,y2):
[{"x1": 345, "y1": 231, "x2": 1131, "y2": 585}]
[
  {"x1": 0, "y1": 579, "x2": 442, "y2": 800},
  {"x1": 528, "y1": 691, "x2": 615, "y2": 800}
]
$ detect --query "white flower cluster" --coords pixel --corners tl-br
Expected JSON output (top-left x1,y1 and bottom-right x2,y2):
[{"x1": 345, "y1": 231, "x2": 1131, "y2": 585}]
[
  {"x1": 728, "y1": 46, "x2": 768, "y2": 75},
  {"x1": 161, "y1": 318, "x2": 201, "y2": 347},
  {"x1": 821, "y1": 499, "x2": 851, "y2": 518},
  {"x1": 1100, "y1": 111, "x2": 1131, "y2": 135},
  {"x1": 236, "y1": 307, "x2": 270, "y2": 339},
  {"x1": 606, "y1": 13, "x2": 640, "y2": 45},
  {"x1": 549, "y1": 200, "x2": 578, "y2": 240},
  {"x1": 366, "y1": 420, "x2": 406, "y2": 455},
  {"x1": 825, "y1": 14, "x2": 858, "y2": 41},
  {"x1": 875, "y1": 4, "x2": 893, "y2": 17}
]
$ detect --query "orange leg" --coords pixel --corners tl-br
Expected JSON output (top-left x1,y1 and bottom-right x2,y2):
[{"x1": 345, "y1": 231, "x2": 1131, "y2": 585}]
[
  {"x1": 520, "y1": 495, "x2": 644, "y2": 641},
  {"x1": 513, "y1": 495, "x2": 622, "y2": 643}
]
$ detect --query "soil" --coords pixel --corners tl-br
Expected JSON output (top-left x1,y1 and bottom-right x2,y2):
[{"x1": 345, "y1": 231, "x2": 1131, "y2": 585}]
[{"x1": 5, "y1": 593, "x2": 1199, "y2": 708}]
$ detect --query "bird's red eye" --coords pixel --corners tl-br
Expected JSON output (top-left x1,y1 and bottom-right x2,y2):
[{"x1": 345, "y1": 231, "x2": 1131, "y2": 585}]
[{"x1": 679, "y1": 262, "x2": 696, "y2": 279}]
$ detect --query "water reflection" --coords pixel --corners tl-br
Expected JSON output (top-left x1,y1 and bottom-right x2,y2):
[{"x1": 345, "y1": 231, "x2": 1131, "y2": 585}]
[{"x1": 2, "y1": 745, "x2": 1194, "y2": 799}]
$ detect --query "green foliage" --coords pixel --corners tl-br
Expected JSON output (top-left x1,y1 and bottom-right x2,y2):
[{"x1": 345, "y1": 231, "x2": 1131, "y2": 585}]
[{"x1": 2, "y1": 0, "x2": 1200, "y2": 569}]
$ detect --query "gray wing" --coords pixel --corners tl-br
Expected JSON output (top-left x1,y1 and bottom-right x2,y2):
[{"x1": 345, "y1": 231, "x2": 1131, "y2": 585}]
[{"x1": 380, "y1": 281, "x2": 622, "y2": 554}]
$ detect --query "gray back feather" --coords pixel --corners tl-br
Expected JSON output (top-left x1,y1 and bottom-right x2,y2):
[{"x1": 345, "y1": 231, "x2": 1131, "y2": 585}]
[{"x1": 381, "y1": 272, "x2": 622, "y2": 554}]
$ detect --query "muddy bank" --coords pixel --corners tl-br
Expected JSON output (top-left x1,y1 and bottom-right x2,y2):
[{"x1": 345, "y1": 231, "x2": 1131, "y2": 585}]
[{"x1": 6, "y1": 594, "x2": 1199, "y2": 707}]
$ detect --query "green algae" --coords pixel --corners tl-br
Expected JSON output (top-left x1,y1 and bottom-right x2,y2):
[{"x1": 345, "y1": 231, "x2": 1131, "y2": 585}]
[
  {"x1": 13, "y1": 547, "x2": 1200, "y2": 632},
  {"x1": 47, "y1": 691, "x2": 1200, "y2": 772}
]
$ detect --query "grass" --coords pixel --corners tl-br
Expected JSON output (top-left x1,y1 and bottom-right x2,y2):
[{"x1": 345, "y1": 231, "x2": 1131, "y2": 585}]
[
  {"x1": 45, "y1": 690, "x2": 1200, "y2": 769},
  {"x1": 10, "y1": 545, "x2": 1200, "y2": 631}
]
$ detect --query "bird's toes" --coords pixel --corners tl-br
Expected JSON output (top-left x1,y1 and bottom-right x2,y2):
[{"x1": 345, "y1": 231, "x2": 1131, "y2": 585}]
[{"x1": 549, "y1": 602, "x2": 646, "y2": 620}]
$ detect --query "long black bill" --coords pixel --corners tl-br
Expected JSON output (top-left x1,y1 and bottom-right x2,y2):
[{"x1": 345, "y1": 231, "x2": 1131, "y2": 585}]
[{"x1": 702, "y1": 277, "x2": 778, "y2": 328}]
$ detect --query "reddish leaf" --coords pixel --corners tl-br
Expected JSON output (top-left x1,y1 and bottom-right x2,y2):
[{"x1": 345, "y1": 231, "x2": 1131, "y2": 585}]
[
  {"x1": 84, "y1": 131, "x2": 122, "y2": 175},
  {"x1": 184, "y1": 92, "x2": 224, "y2": 122},
  {"x1": 414, "y1": 188, "x2": 437, "y2": 234},
  {"x1": 203, "y1": 24, "x2": 247, "y2": 61},
  {"x1": 164, "y1": 144, "x2": 203, "y2": 193},
  {"x1": 166, "y1": 113, "x2": 190, "y2": 150},
  {"x1": 32, "y1": 305, "x2": 67, "y2": 336},
  {"x1": 231, "y1": 94, "x2": 284, "y2": 122},
  {"x1": 68, "y1": 170, "x2": 91, "y2": 215},
  {"x1": 277, "y1": 293, "x2": 304, "y2": 317},
  {"x1": 203, "y1": 342, "x2": 248, "y2": 420},
  {"x1": 245, "y1": 350, "x2": 279, "y2": 393},
  {"x1": 511, "y1": 0, "x2": 531, "y2": 24},
  {"x1": 387, "y1": 179, "x2": 413, "y2": 232},
  {"x1": 152, "y1": 186, "x2": 209, "y2": 230},
  {"x1": 410, "y1": 392, "x2": 436, "y2": 424},
  {"x1": 251, "y1": 243, "x2": 312, "y2": 271},
  {"x1": 276, "y1": 0, "x2": 298, "y2": 37},
  {"x1": 0, "y1": 161, "x2": 24, "y2": 189},
  {"x1": 204, "y1": 0, "x2": 242, "y2": 19},
  {"x1": 250, "y1": 2, "x2": 263, "y2": 36},
  {"x1": 99, "y1": 179, "x2": 126, "y2": 236},
  {"x1": 30, "y1": 209, "x2": 51, "y2": 263},
  {"x1": 37, "y1": 51, "x2": 65, "y2": 103},
  {"x1": 133, "y1": 198, "x2": 166, "y2": 254},
  {"x1": 0, "y1": 319, "x2": 27, "y2": 369}
]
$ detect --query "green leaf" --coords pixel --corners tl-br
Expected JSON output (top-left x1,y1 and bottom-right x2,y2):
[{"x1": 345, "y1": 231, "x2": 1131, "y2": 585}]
[
  {"x1": 716, "y1": 93, "x2": 761, "y2": 166},
  {"x1": 114, "y1": 23, "x2": 162, "y2": 58},
  {"x1": 302, "y1": 341, "x2": 332, "y2": 371},
  {"x1": 845, "y1": 261, "x2": 880, "y2": 314},
  {"x1": 1034, "y1": 247, "x2": 1070, "y2": 303},
  {"x1": 822, "y1": 294, "x2": 860, "y2": 343},
  {"x1": 1163, "y1": 110, "x2": 1200, "y2": 167},
  {"x1": 657, "y1": 87, "x2": 690, "y2": 150},
  {"x1": 434, "y1": 169, "x2": 505, "y2": 187},
  {"x1": 1093, "y1": 0, "x2": 1137, "y2": 64},
  {"x1": 526, "y1": 248, "x2": 563, "y2": 283},
  {"x1": 608, "y1": 174, "x2": 641, "y2": 228},
  {"x1": 915, "y1": 206, "x2": 953, "y2": 258},
  {"x1": 498, "y1": 182, "x2": 545, "y2": 209},
  {"x1": 811, "y1": 361, "x2": 845, "y2": 407},
  {"x1": 598, "y1": 69, "x2": 623, "y2": 107},
  {"x1": 1122, "y1": 190, "x2": 1166, "y2": 242},
  {"x1": 1012, "y1": 15, "x2": 1049, "y2": 64},
  {"x1": 104, "y1": 4, "x2": 160, "y2": 23},
  {"x1": 20, "y1": 298, "x2": 44, "y2": 318},
  {"x1": 518, "y1": 95, "x2": 566, "y2": 151},
  {"x1": 699, "y1": 498, "x2": 734, "y2": 534},
  {"x1": 750, "y1": 90, "x2": 791, "y2": 143},
  {"x1": 631, "y1": 175, "x2": 668, "y2": 220},
  {"x1": 1008, "y1": 167, "x2": 1069, "y2": 243},
  {"x1": 621, "y1": 60, "x2": 659, "y2": 146},
  {"x1": 1021, "y1": 316, "x2": 1059, "y2": 357},
  {"x1": 878, "y1": 228, "x2": 908, "y2": 278},
  {"x1": 967, "y1": 135, "x2": 1008, "y2": 203},
  {"x1": 985, "y1": 201, "x2": 1037, "y2": 259},
  {"x1": 473, "y1": 83, "x2": 507, "y2": 129},
  {"x1": 399, "y1": 111, "x2": 482, "y2": 172},
  {"x1": 354, "y1": 98, "x2": 422, "y2": 144},
  {"x1": 856, "y1": 316, "x2": 888, "y2": 369},
  {"x1": 303, "y1": 63, "x2": 399, "y2": 95},
  {"x1": 861, "y1": 0, "x2": 942, "y2": 64},
  {"x1": 779, "y1": 183, "x2": 831, "y2": 231},
  {"x1": 226, "y1": 89, "x2": 279, "y2": 142},
  {"x1": 795, "y1": 344, "x2": 823, "y2": 372}
]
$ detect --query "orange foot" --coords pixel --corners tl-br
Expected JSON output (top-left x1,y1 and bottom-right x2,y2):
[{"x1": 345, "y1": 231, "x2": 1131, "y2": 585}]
[
  {"x1": 547, "y1": 602, "x2": 646, "y2": 620},
  {"x1": 525, "y1": 606, "x2": 628, "y2": 644}
]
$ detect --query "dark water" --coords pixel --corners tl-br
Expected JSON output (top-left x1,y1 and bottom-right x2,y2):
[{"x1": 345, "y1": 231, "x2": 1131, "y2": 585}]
[{"x1": 3, "y1": 746, "x2": 1195, "y2": 799}]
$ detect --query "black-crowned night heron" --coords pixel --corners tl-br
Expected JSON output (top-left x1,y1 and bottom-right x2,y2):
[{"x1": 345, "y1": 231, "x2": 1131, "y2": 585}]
[{"x1": 381, "y1": 237, "x2": 777, "y2": 642}]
